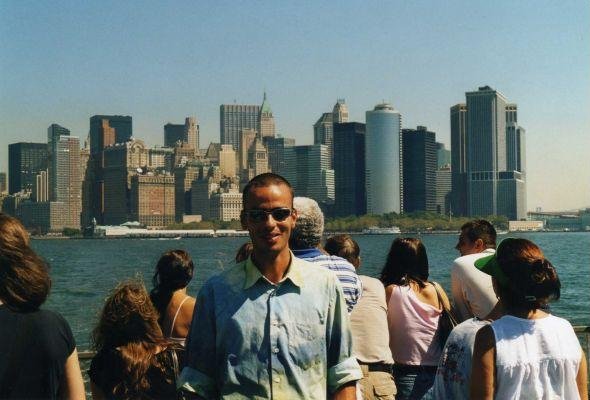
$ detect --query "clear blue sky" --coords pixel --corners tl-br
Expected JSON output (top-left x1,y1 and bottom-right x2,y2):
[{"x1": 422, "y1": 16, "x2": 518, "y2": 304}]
[{"x1": 1, "y1": 0, "x2": 588, "y2": 211}]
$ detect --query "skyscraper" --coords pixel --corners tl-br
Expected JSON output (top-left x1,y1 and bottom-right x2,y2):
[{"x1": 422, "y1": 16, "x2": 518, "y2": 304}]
[
  {"x1": 89, "y1": 115, "x2": 132, "y2": 155},
  {"x1": 87, "y1": 115, "x2": 133, "y2": 224},
  {"x1": 220, "y1": 104, "x2": 260, "y2": 150},
  {"x1": 466, "y1": 86, "x2": 507, "y2": 217},
  {"x1": 463, "y1": 86, "x2": 526, "y2": 220},
  {"x1": 164, "y1": 117, "x2": 199, "y2": 152},
  {"x1": 402, "y1": 126, "x2": 437, "y2": 213},
  {"x1": 332, "y1": 99, "x2": 349, "y2": 123},
  {"x1": 47, "y1": 123, "x2": 70, "y2": 201},
  {"x1": 263, "y1": 136, "x2": 295, "y2": 175},
  {"x1": 218, "y1": 144, "x2": 237, "y2": 178},
  {"x1": 0, "y1": 172, "x2": 7, "y2": 194},
  {"x1": 283, "y1": 144, "x2": 334, "y2": 208},
  {"x1": 55, "y1": 136, "x2": 82, "y2": 228},
  {"x1": 313, "y1": 113, "x2": 333, "y2": 168},
  {"x1": 333, "y1": 122, "x2": 366, "y2": 217},
  {"x1": 365, "y1": 103, "x2": 402, "y2": 215},
  {"x1": 8, "y1": 142, "x2": 48, "y2": 194},
  {"x1": 450, "y1": 103, "x2": 468, "y2": 216},
  {"x1": 258, "y1": 93, "x2": 275, "y2": 138},
  {"x1": 506, "y1": 123, "x2": 526, "y2": 173}
]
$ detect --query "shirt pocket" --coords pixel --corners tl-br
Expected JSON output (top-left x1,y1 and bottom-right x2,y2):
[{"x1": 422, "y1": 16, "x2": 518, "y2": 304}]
[{"x1": 287, "y1": 322, "x2": 324, "y2": 370}]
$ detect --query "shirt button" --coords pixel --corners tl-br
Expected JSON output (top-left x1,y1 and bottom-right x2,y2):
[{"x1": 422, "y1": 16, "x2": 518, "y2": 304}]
[{"x1": 273, "y1": 347, "x2": 279, "y2": 354}]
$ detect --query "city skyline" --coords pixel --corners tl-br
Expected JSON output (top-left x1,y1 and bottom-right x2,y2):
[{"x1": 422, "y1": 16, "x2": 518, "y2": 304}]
[{"x1": 1, "y1": 1, "x2": 589, "y2": 211}]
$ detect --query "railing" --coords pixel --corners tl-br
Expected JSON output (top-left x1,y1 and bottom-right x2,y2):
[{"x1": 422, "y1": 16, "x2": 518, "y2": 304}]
[{"x1": 79, "y1": 326, "x2": 590, "y2": 385}]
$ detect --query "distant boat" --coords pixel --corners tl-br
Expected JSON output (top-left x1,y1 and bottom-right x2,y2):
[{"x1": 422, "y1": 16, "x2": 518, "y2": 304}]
[{"x1": 362, "y1": 226, "x2": 401, "y2": 235}]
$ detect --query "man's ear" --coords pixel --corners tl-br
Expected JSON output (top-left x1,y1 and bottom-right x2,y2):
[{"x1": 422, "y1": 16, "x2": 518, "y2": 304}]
[
  {"x1": 290, "y1": 208, "x2": 298, "y2": 226},
  {"x1": 474, "y1": 238, "x2": 485, "y2": 252}
]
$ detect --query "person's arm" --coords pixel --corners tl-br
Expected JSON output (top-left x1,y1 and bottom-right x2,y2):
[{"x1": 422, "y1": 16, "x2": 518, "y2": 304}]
[
  {"x1": 326, "y1": 276, "x2": 362, "y2": 395},
  {"x1": 60, "y1": 348, "x2": 85, "y2": 400},
  {"x1": 471, "y1": 325, "x2": 495, "y2": 400},
  {"x1": 433, "y1": 282, "x2": 452, "y2": 310},
  {"x1": 576, "y1": 350, "x2": 588, "y2": 399},
  {"x1": 385, "y1": 284, "x2": 394, "y2": 306},
  {"x1": 90, "y1": 381, "x2": 106, "y2": 400},
  {"x1": 331, "y1": 381, "x2": 357, "y2": 400},
  {"x1": 177, "y1": 285, "x2": 218, "y2": 399}
]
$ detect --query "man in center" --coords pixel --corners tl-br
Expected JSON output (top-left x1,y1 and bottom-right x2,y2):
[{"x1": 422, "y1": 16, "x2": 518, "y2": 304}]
[{"x1": 179, "y1": 173, "x2": 361, "y2": 399}]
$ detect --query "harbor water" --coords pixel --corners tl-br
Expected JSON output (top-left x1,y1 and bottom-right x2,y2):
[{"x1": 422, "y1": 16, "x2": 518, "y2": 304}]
[{"x1": 33, "y1": 231, "x2": 590, "y2": 350}]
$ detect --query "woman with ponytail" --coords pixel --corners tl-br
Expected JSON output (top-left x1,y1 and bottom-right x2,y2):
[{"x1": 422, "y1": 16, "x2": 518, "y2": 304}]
[
  {"x1": 150, "y1": 250, "x2": 196, "y2": 346},
  {"x1": 471, "y1": 238, "x2": 587, "y2": 399}
]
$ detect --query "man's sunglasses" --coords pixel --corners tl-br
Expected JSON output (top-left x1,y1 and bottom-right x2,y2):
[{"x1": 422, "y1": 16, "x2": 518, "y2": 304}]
[{"x1": 243, "y1": 208, "x2": 293, "y2": 223}]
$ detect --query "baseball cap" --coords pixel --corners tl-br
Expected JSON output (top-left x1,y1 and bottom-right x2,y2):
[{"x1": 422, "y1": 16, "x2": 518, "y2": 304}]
[{"x1": 474, "y1": 238, "x2": 517, "y2": 289}]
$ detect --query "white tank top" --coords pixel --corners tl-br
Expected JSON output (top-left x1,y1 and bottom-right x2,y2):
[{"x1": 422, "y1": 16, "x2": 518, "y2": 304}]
[{"x1": 491, "y1": 314, "x2": 582, "y2": 400}]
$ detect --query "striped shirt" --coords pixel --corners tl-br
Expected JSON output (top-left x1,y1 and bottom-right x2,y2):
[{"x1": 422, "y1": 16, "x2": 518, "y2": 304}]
[{"x1": 293, "y1": 248, "x2": 363, "y2": 313}]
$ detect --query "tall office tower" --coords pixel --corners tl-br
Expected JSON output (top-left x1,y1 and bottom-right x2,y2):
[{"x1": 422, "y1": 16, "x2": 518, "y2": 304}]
[
  {"x1": 184, "y1": 117, "x2": 199, "y2": 152},
  {"x1": 313, "y1": 113, "x2": 333, "y2": 168},
  {"x1": 365, "y1": 103, "x2": 402, "y2": 215},
  {"x1": 191, "y1": 176, "x2": 219, "y2": 221},
  {"x1": 258, "y1": 93, "x2": 275, "y2": 138},
  {"x1": 102, "y1": 140, "x2": 148, "y2": 225},
  {"x1": 174, "y1": 165, "x2": 199, "y2": 222},
  {"x1": 173, "y1": 142, "x2": 198, "y2": 168},
  {"x1": 8, "y1": 142, "x2": 48, "y2": 194},
  {"x1": 0, "y1": 172, "x2": 7, "y2": 194},
  {"x1": 450, "y1": 103, "x2": 468, "y2": 216},
  {"x1": 263, "y1": 136, "x2": 295, "y2": 175},
  {"x1": 80, "y1": 142, "x2": 92, "y2": 229},
  {"x1": 436, "y1": 142, "x2": 451, "y2": 169},
  {"x1": 55, "y1": 136, "x2": 82, "y2": 228},
  {"x1": 33, "y1": 170, "x2": 49, "y2": 202},
  {"x1": 436, "y1": 166, "x2": 452, "y2": 215},
  {"x1": 402, "y1": 127, "x2": 437, "y2": 213},
  {"x1": 332, "y1": 99, "x2": 349, "y2": 123},
  {"x1": 164, "y1": 123, "x2": 184, "y2": 147},
  {"x1": 219, "y1": 144, "x2": 237, "y2": 178},
  {"x1": 89, "y1": 115, "x2": 132, "y2": 155},
  {"x1": 246, "y1": 138, "x2": 270, "y2": 179},
  {"x1": 506, "y1": 104, "x2": 518, "y2": 125},
  {"x1": 164, "y1": 117, "x2": 199, "y2": 152},
  {"x1": 239, "y1": 129, "x2": 257, "y2": 172},
  {"x1": 47, "y1": 123, "x2": 70, "y2": 200},
  {"x1": 88, "y1": 115, "x2": 132, "y2": 224},
  {"x1": 220, "y1": 104, "x2": 260, "y2": 150},
  {"x1": 130, "y1": 173, "x2": 175, "y2": 227},
  {"x1": 506, "y1": 123, "x2": 526, "y2": 173},
  {"x1": 466, "y1": 86, "x2": 508, "y2": 217},
  {"x1": 333, "y1": 122, "x2": 366, "y2": 217},
  {"x1": 283, "y1": 144, "x2": 334, "y2": 207}
]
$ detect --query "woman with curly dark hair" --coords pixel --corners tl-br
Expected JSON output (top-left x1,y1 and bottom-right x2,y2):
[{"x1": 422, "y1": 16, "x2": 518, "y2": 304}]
[
  {"x1": 89, "y1": 280, "x2": 179, "y2": 400},
  {"x1": 150, "y1": 250, "x2": 196, "y2": 346},
  {"x1": 0, "y1": 213, "x2": 85, "y2": 399},
  {"x1": 380, "y1": 237, "x2": 452, "y2": 400},
  {"x1": 471, "y1": 238, "x2": 587, "y2": 399}
]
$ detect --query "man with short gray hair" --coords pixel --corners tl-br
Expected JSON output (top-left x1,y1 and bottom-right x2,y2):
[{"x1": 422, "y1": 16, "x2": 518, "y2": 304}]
[{"x1": 290, "y1": 197, "x2": 362, "y2": 313}]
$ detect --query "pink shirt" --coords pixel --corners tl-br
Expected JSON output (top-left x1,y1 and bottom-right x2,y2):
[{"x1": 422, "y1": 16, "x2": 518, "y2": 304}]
[{"x1": 387, "y1": 285, "x2": 442, "y2": 366}]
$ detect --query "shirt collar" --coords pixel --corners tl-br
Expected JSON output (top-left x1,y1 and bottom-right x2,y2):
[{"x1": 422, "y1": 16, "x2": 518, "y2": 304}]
[
  {"x1": 243, "y1": 251, "x2": 304, "y2": 289},
  {"x1": 292, "y1": 247, "x2": 323, "y2": 258}
]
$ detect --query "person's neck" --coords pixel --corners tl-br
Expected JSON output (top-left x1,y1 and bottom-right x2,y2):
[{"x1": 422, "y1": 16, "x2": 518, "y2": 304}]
[
  {"x1": 506, "y1": 306, "x2": 549, "y2": 320},
  {"x1": 252, "y1": 249, "x2": 292, "y2": 284}
]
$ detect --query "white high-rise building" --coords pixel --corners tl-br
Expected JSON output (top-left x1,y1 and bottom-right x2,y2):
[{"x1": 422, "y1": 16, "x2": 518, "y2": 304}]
[{"x1": 365, "y1": 103, "x2": 402, "y2": 215}]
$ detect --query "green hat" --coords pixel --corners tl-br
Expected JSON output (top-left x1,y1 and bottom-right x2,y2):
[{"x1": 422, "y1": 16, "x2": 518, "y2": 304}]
[{"x1": 474, "y1": 238, "x2": 517, "y2": 289}]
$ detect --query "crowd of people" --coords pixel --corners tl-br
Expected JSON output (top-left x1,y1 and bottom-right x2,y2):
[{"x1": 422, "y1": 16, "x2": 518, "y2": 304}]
[{"x1": 0, "y1": 172, "x2": 587, "y2": 399}]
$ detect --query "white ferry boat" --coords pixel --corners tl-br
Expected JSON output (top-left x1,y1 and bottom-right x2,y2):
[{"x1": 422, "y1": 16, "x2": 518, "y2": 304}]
[{"x1": 362, "y1": 226, "x2": 401, "y2": 235}]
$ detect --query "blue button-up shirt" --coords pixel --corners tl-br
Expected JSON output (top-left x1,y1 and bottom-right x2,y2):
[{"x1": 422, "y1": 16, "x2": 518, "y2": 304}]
[{"x1": 178, "y1": 253, "x2": 362, "y2": 399}]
